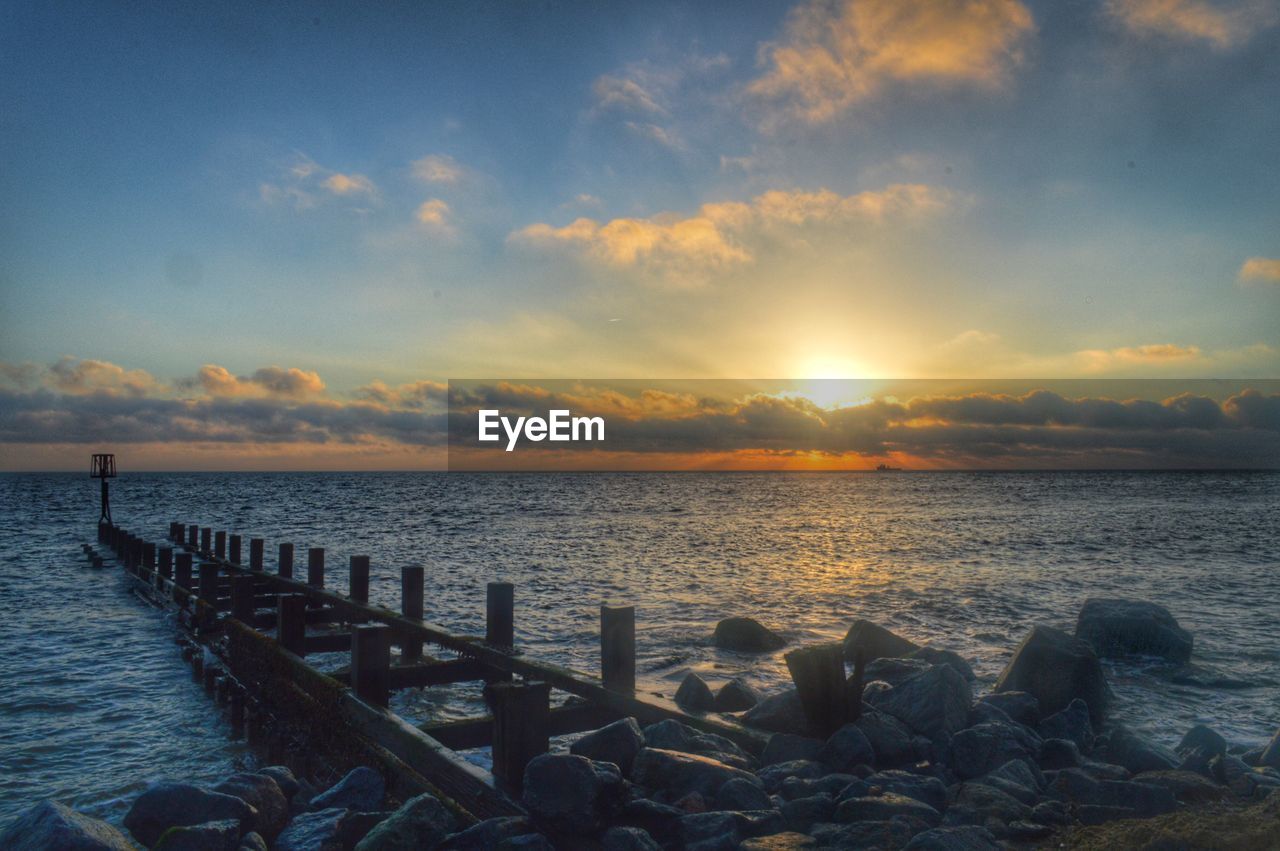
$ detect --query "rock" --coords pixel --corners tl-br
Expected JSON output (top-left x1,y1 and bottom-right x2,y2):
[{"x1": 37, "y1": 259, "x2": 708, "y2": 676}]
[
  {"x1": 781, "y1": 794, "x2": 835, "y2": 833},
  {"x1": 903, "y1": 825, "x2": 1002, "y2": 850},
  {"x1": 214, "y1": 773, "x2": 289, "y2": 840},
  {"x1": 571, "y1": 717, "x2": 645, "y2": 776},
  {"x1": 1261, "y1": 728, "x2": 1280, "y2": 769},
  {"x1": 843, "y1": 619, "x2": 919, "y2": 663},
  {"x1": 256, "y1": 765, "x2": 300, "y2": 800},
  {"x1": 1075, "y1": 598, "x2": 1193, "y2": 663},
  {"x1": 714, "y1": 678, "x2": 761, "y2": 712},
  {"x1": 855, "y1": 707, "x2": 918, "y2": 766},
  {"x1": 993, "y1": 625, "x2": 1111, "y2": 724},
  {"x1": 1211, "y1": 754, "x2": 1279, "y2": 798},
  {"x1": 675, "y1": 672, "x2": 717, "y2": 711},
  {"x1": 633, "y1": 746, "x2": 761, "y2": 800},
  {"x1": 601, "y1": 826, "x2": 661, "y2": 850},
  {"x1": 354, "y1": 792, "x2": 457, "y2": 850},
  {"x1": 124, "y1": 782, "x2": 257, "y2": 847},
  {"x1": 615, "y1": 799, "x2": 683, "y2": 845},
  {"x1": 967, "y1": 701, "x2": 1014, "y2": 727},
  {"x1": 239, "y1": 831, "x2": 268, "y2": 851},
  {"x1": 0, "y1": 800, "x2": 134, "y2": 851},
  {"x1": 1045, "y1": 767, "x2": 1102, "y2": 803},
  {"x1": 643, "y1": 718, "x2": 698, "y2": 750},
  {"x1": 1177, "y1": 724, "x2": 1227, "y2": 761},
  {"x1": 762, "y1": 733, "x2": 824, "y2": 766},
  {"x1": 498, "y1": 835, "x2": 554, "y2": 849},
  {"x1": 1133, "y1": 769, "x2": 1228, "y2": 804},
  {"x1": 437, "y1": 817, "x2": 536, "y2": 850},
  {"x1": 863, "y1": 657, "x2": 934, "y2": 688},
  {"x1": 756, "y1": 760, "x2": 825, "y2": 794},
  {"x1": 811, "y1": 818, "x2": 921, "y2": 848},
  {"x1": 522, "y1": 754, "x2": 626, "y2": 835},
  {"x1": 949, "y1": 721, "x2": 1041, "y2": 779},
  {"x1": 866, "y1": 664, "x2": 973, "y2": 748},
  {"x1": 154, "y1": 820, "x2": 241, "y2": 851},
  {"x1": 741, "y1": 689, "x2": 814, "y2": 737},
  {"x1": 641, "y1": 719, "x2": 754, "y2": 769},
  {"x1": 275, "y1": 808, "x2": 351, "y2": 851},
  {"x1": 1039, "y1": 737, "x2": 1082, "y2": 769},
  {"x1": 713, "y1": 777, "x2": 775, "y2": 812},
  {"x1": 679, "y1": 810, "x2": 784, "y2": 848},
  {"x1": 1077, "y1": 804, "x2": 1138, "y2": 825},
  {"x1": 819, "y1": 723, "x2": 875, "y2": 773},
  {"x1": 1038, "y1": 697, "x2": 1094, "y2": 751},
  {"x1": 834, "y1": 791, "x2": 942, "y2": 825},
  {"x1": 1098, "y1": 723, "x2": 1179, "y2": 774},
  {"x1": 908, "y1": 647, "x2": 975, "y2": 680},
  {"x1": 978, "y1": 692, "x2": 1040, "y2": 727},
  {"x1": 861, "y1": 770, "x2": 948, "y2": 812},
  {"x1": 781, "y1": 774, "x2": 863, "y2": 801},
  {"x1": 985, "y1": 758, "x2": 1043, "y2": 793},
  {"x1": 1080, "y1": 759, "x2": 1131, "y2": 781},
  {"x1": 310, "y1": 767, "x2": 385, "y2": 812},
  {"x1": 713, "y1": 617, "x2": 786, "y2": 652},
  {"x1": 950, "y1": 782, "x2": 1030, "y2": 823},
  {"x1": 1030, "y1": 799, "x2": 1071, "y2": 825},
  {"x1": 740, "y1": 832, "x2": 818, "y2": 850}
]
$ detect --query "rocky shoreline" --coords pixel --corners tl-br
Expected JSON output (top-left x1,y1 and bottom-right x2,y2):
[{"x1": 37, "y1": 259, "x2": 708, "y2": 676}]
[{"x1": 4, "y1": 597, "x2": 1279, "y2": 849}]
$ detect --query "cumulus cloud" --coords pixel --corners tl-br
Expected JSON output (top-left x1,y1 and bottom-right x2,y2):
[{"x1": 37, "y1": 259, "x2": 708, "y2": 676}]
[
  {"x1": 354, "y1": 379, "x2": 448, "y2": 409},
  {"x1": 43, "y1": 357, "x2": 165, "y2": 397},
  {"x1": 322, "y1": 172, "x2": 377, "y2": 197},
  {"x1": 1106, "y1": 0, "x2": 1275, "y2": 49},
  {"x1": 412, "y1": 154, "x2": 466, "y2": 185},
  {"x1": 1075, "y1": 343, "x2": 1203, "y2": 372},
  {"x1": 510, "y1": 183, "x2": 955, "y2": 285},
  {"x1": 1239, "y1": 256, "x2": 1280, "y2": 283},
  {"x1": 415, "y1": 199, "x2": 456, "y2": 237},
  {"x1": 260, "y1": 154, "x2": 378, "y2": 210},
  {"x1": 189, "y1": 365, "x2": 326, "y2": 399},
  {"x1": 592, "y1": 75, "x2": 667, "y2": 115},
  {"x1": 750, "y1": 0, "x2": 1035, "y2": 123}
]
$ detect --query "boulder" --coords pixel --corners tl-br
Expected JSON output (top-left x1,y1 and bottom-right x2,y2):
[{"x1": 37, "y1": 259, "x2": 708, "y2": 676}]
[
  {"x1": 818, "y1": 723, "x2": 875, "y2": 773},
  {"x1": 949, "y1": 782, "x2": 1030, "y2": 823},
  {"x1": 239, "y1": 832, "x2": 269, "y2": 851},
  {"x1": 756, "y1": 760, "x2": 825, "y2": 794},
  {"x1": 860, "y1": 770, "x2": 947, "y2": 812},
  {"x1": 522, "y1": 754, "x2": 626, "y2": 835},
  {"x1": 309, "y1": 767, "x2": 385, "y2": 812},
  {"x1": 903, "y1": 825, "x2": 1002, "y2": 850},
  {"x1": 1177, "y1": 724, "x2": 1227, "y2": 761},
  {"x1": 843, "y1": 619, "x2": 919, "y2": 663},
  {"x1": 1075, "y1": 598, "x2": 1193, "y2": 663},
  {"x1": 713, "y1": 777, "x2": 775, "y2": 812},
  {"x1": 679, "y1": 810, "x2": 784, "y2": 847},
  {"x1": 977, "y1": 692, "x2": 1040, "y2": 727},
  {"x1": 762, "y1": 733, "x2": 824, "y2": 766},
  {"x1": 601, "y1": 826, "x2": 662, "y2": 850},
  {"x1": 1038, "y1": 697, "x2": 1094, "y2": 752},
  {"x1": 153, "y1": 820, "x2": 241, "y2": 851},
  {"x1": 436, "y1": 817, "x2": 536, "y2": 850},
  {"x1": 993, "y1": 625, "x2": 1110, "y2": 724},
  {"x1": 1029, "y1": 799, "x2": 1071, "y2": 825},
  {"x1": 967, "y1": 701, "x2": 1014, "y2": 728},
  {"x1": 1044, "y1": 767, "x2": 1102, "y2": 804},
  {"x1": 675, "y1": 673, "x2": 717, "y2": 711},
  {"x1": 713, "y1": 617, "x2": 786, "y2": 652},
  {"x1": 949, "y1": 721, "x2": 1041, "y2": 779},
  {"x1": 714, "y1": 678, "x2": 761, "y2": 712},
  {"x1": 213, "y1": 773, "x2": 289, "y2": 840},
  {"x1": 863, "y1": 658, "x2": 933, "y2": 688},
  {"x1": 1096, "y1": 780, "x2": 1178, "y2": 817},
  {"x1": 615, "y1": 799, "x2": 683, "y2": 846},
  {"x1": 1038, "y1": 738, "x2": 1082, "y2": 769},
  {"x1": 781, "y1": 773, "x2": 863, "y2": 801},
  {"x1": 1133, "y1": 769, "x2": 1228, "y2": 804},
  {"x1": 741, "y1": 689, "x2": 814, "y2": 737},
  {"x1": 256, "y1": 765, "x2": 300, "y2": 800},
  {"x1": 855, "y1": 707, "x2": 918, "y2": 766},
  {"x1": 865, "y1": 664, "x2": 973, "y2": 747},
  {"x1": 1097, "y1": 723, "x2": 1179, "y2": 774},
  {"x1": 1261, "y1": 728, "x2": 1280, "y2": 769},
  {"x1": 501, "y1": 835, "x2": 554, "y2": 850},
  {"x1": 740, "y1": 832, "x2": 818, "y2": 850},
  {"x1": 275, "y1": 808, "x2": 352, "y2": 851},
  {"x1": 632, "y1": 747, "x2": 760, "y2": 800},
  {"x1": 834, "y1": 792, "x2": 942, "y2": 825},
  {"x1": 811, "y1": 818, "x2": 921, "y2": 848},
  {"x1": 908, "y1": 647, "x2": 975, "y2": 681},
  {"x1": 781, "y1": 795, "x2": 835, "y2": 833},
  {"x1": 124, "y1": 782, "x2": 256, "y2": 847},
  {"x1": 572, "y1": 717, "x2": 645, "y2": 776},
  {"x1": 354, "y1": 792, "x2": 456, "y2": 850},
  {"x1": 0, "y1": 800, "x2": 134, "y2": 851}
]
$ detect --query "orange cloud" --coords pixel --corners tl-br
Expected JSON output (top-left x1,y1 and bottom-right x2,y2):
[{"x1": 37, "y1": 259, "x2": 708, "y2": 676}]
[
  {"x1": 1106, "y1": 0, "x2": 1275, "y2": 49},
  {"x1": 194, "y1": 365, "x2": 326, "y2": 399},
  {"x1": 1239, "y1": 256, "x2": 1280, "y2": 283},
  {"x1": 751, "y1": 0, "x2": 1034, "y2": 123},
  {"x1": 1076, "y1": 343, "x2": 1203, "y2": 372},
  {"x1": 46, "y1": 357, "x2": 165, "y2": 397}
]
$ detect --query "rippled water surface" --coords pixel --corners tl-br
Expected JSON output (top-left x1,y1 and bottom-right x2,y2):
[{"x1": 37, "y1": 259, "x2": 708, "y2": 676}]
[{"x1": 1, "y1": 471, "x2": 1277, "y2": 826}]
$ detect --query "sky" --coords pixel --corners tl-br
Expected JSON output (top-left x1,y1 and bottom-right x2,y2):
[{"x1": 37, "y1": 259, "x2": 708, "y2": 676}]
[{"x1": 1, "y1": 0, "x2": 1278, "y2": 470}]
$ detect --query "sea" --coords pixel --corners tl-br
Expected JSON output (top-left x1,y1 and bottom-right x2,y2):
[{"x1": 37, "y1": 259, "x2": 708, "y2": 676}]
[{"x1": 1, "y1": 470, "x2": 1277, "y2": 826}]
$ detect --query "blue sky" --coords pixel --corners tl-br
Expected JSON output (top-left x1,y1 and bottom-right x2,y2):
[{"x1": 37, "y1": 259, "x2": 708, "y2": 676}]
[{"x1": 1, "y1": 0, "x2": 1278, "y2": 468}]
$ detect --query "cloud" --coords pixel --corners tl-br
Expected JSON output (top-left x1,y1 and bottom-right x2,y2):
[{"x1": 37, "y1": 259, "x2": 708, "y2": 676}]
[
  {"x1": 510, "y1": 183, "x2": 955, "y2": 285},
  {"x1": 415, "y1": 199, "x2": 456, "y2": 237},
  {"x1": 190, "y1": 365, "x2": 326, "y2": 399},
  {"x1": 354, "y1": 379, "x2": 448, "y2": 409},
  {"x1": 1106, "y1": 0, "x2": 1275, "y2": 49},
  {"x1": 45, "y1": 357, "x2": 165, "y2": 397},
  {"x1": 592, "y1": 75, "x2": 667, "y2": 115},
  {"x1": 1075, "y1": 343, "x2": 1203, "y2": 372},
  {"x1": 750, "y1": 0, "x2": 1035, "y2": 123},
  {"x1": 1239, "y1": 256, "x2": 1280, "y2": 283},
  {"x1": 412, "y1": 154, "x2": 466, "y2": 185},
  {"x1": 624, "y1": 121, "x2": 685, "y2": 150},
  {"x1": 260, "y1": 154, "x2": 378, "y2": 210}
]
